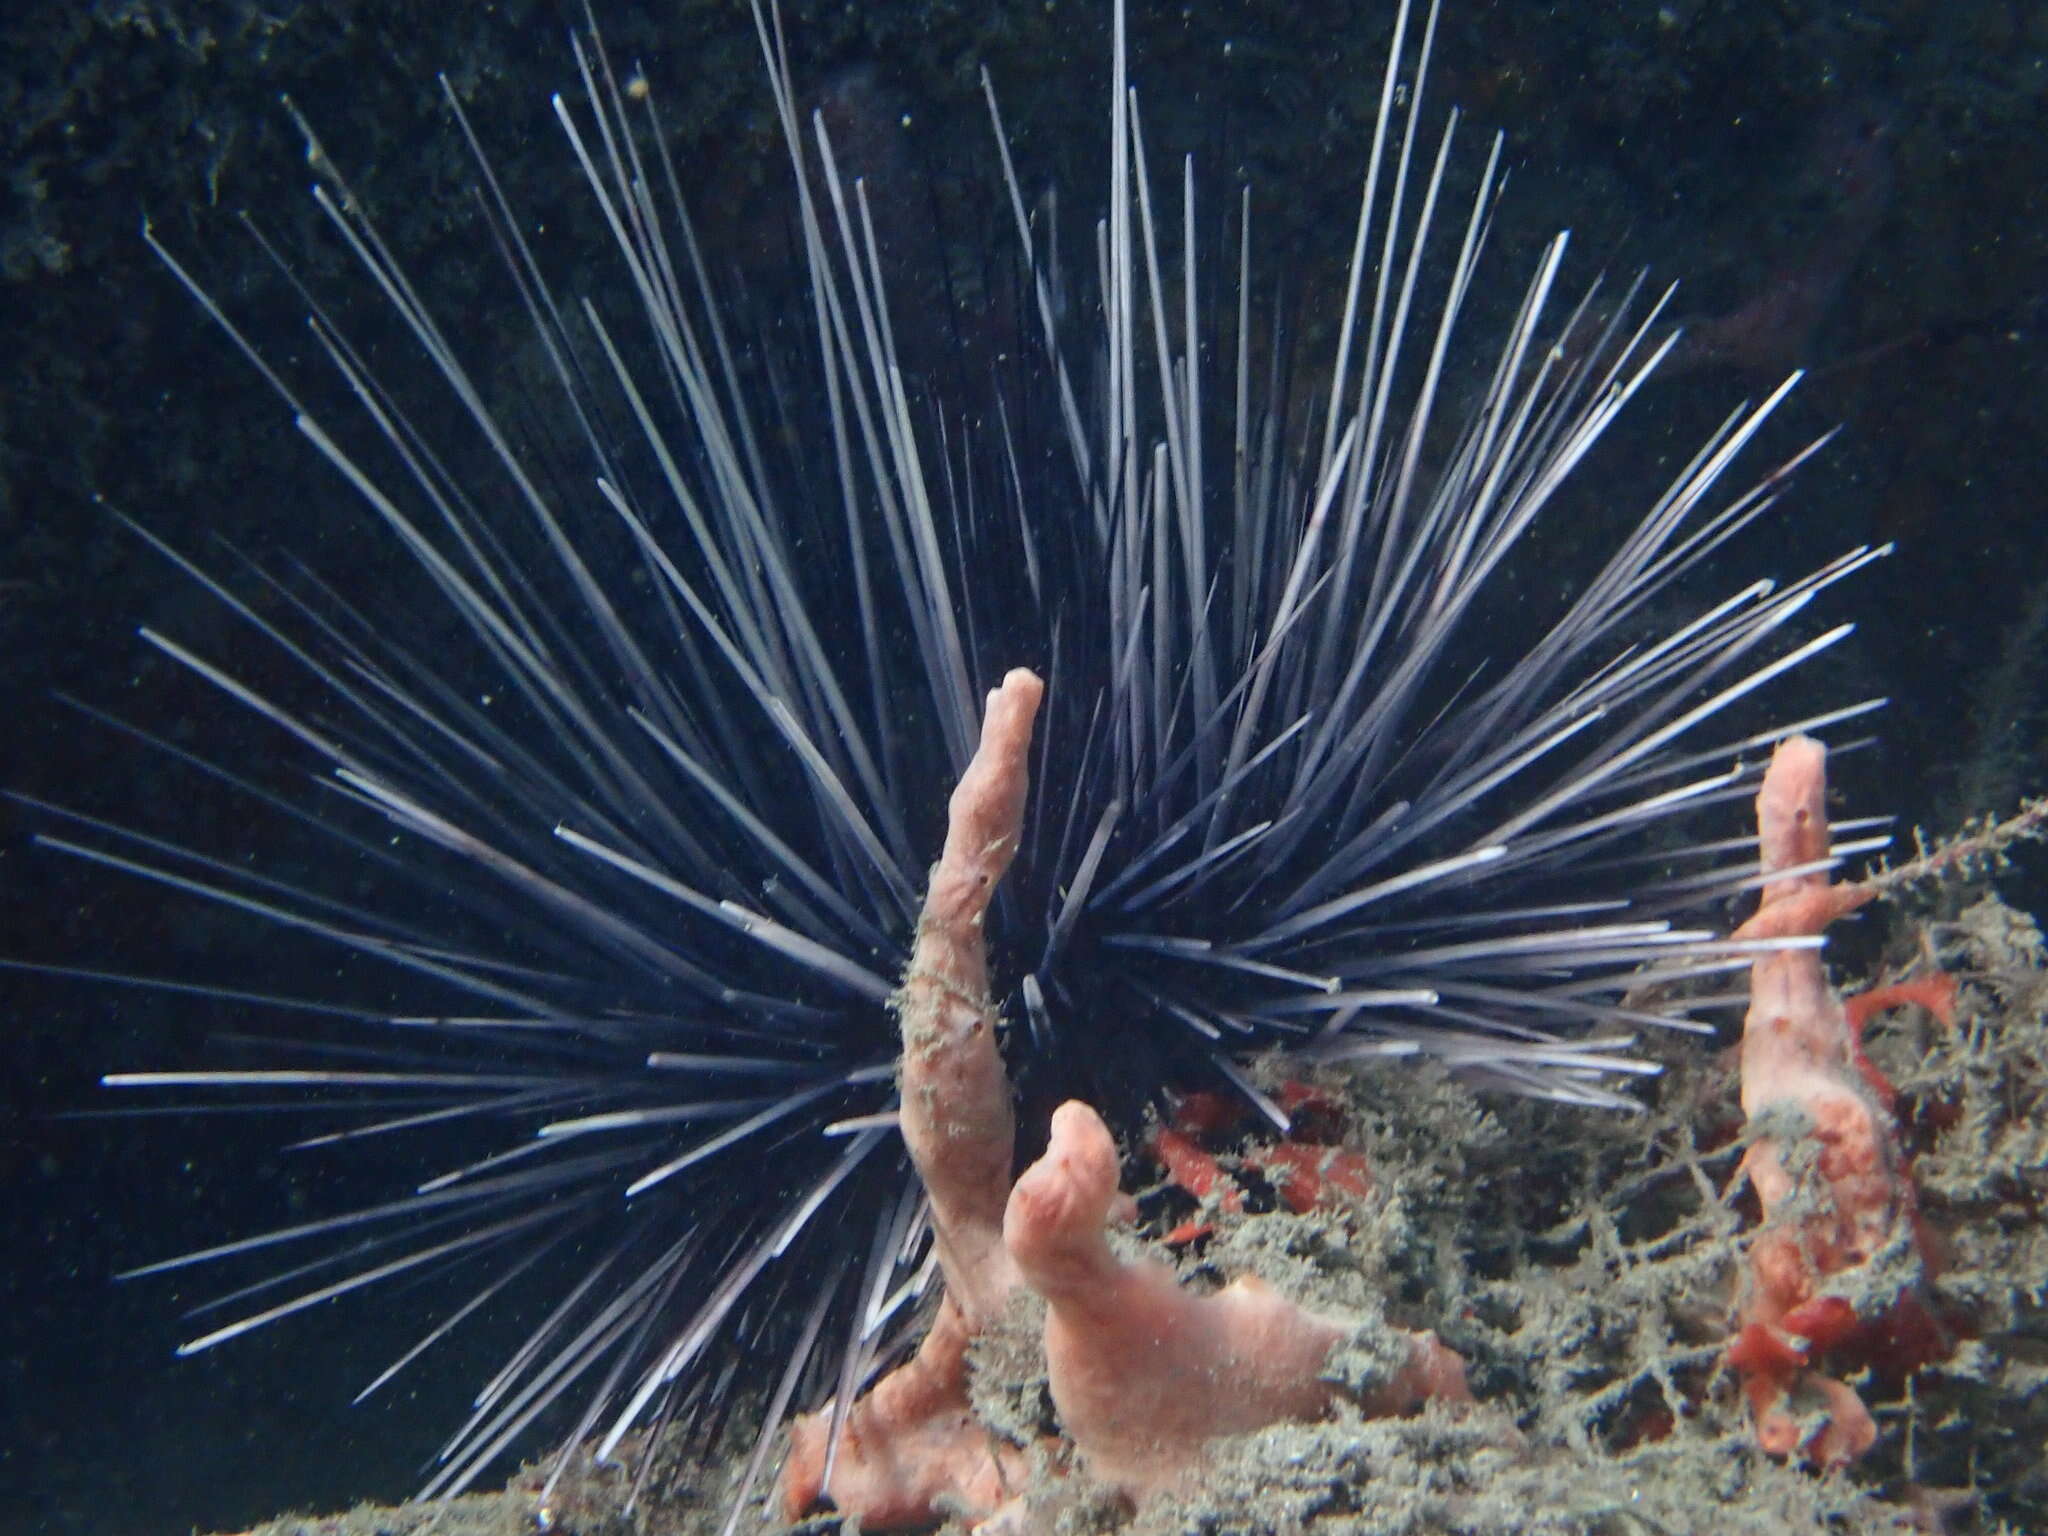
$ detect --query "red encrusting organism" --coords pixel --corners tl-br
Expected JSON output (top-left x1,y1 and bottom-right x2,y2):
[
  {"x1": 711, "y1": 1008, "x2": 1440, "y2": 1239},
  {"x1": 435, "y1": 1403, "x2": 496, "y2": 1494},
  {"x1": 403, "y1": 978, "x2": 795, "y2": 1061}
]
[{"x1": 1149, "y1": 1084, "x2": 1376, "y2": 1245}]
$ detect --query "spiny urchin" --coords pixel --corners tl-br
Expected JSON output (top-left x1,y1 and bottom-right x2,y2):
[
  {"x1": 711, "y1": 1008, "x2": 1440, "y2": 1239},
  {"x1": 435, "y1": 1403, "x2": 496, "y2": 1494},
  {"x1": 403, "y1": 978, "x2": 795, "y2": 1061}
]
[{"x1": 19, "y1": 0, "x2": 1886, "y2": 1511}]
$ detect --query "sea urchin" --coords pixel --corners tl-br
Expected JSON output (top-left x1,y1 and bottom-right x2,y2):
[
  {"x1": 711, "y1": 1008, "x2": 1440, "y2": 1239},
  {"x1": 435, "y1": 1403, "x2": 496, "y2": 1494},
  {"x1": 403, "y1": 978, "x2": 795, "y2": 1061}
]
[{"x1": 17, "y1": 0, "x2": 1887, "y2": 1515}]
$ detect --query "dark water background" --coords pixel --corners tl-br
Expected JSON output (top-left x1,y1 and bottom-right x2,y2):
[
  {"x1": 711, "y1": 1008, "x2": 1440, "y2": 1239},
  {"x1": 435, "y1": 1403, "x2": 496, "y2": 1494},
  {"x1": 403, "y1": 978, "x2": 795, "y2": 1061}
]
[{"x1": 1, "y1": 0, "x2": 2043, "y2": 1532}]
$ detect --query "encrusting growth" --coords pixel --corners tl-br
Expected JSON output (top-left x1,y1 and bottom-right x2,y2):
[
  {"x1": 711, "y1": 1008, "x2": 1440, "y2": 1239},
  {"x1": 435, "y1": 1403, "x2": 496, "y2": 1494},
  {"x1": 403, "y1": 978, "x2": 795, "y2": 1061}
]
[
  {"x1": 782, "y1": 670, "x2": 1470, "y2": 1527},
  {"x1": 1728, "y1": 735, "x2": 1950, "y2": 1465},
  {"x1": 1008, "y1": 1099, "x2": 1469, "y2": 1502},
  {"x1": 780, "y1": 669, "x2": 1041, "y2": 1527}
]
